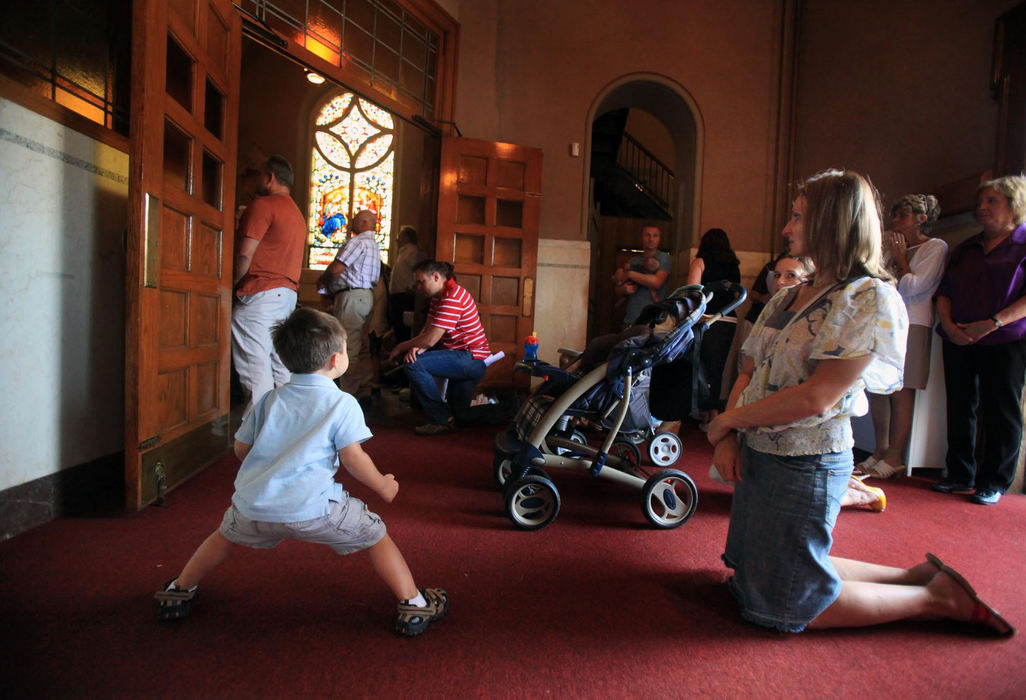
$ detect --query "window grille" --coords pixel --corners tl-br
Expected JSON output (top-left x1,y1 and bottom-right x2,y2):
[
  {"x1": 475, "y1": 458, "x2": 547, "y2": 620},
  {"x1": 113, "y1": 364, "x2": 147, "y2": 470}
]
[
  {"x1": 238, "y1": 0, "x2": 439, "y2": 119},
  {"x1": 0, "y1": 0, "x2": 131, "y2": 135}
]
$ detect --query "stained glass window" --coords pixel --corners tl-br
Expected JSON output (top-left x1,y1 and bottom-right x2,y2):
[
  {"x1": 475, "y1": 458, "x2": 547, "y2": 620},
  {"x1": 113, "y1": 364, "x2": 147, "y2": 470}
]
[{"x1": 308, "y1": 92, "x2": 395, "y2": 268}]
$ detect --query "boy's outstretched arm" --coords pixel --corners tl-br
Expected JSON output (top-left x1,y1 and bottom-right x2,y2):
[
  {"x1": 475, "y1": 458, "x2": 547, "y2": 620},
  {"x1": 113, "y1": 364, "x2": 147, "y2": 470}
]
[{"x1": 339, "y1": 442, "x2": 399, "y2": 502}]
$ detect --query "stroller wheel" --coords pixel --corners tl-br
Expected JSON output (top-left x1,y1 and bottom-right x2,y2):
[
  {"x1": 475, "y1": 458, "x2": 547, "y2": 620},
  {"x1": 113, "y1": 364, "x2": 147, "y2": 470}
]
[
  {"x1": 505, "y1": 475, "x2": 561, "y2": 530},
  {"x1": 493, "y1": 454, "x2": 513, "y2": 488},
  {"x1": 648, "y1": 432, "x2": 683, "y2": 467},
  {"x1": 494, "y1": 454, "x2": 546, "y2": 489},
  {"x1": 641, "y1": 469, "x2": 697, "y2": 529},
  {"x1": 551, "y1": 428, "x2": 588, "y2": 456},
  {"x1": 609, "y1": 440, "x2": 643, "y2": 477}
]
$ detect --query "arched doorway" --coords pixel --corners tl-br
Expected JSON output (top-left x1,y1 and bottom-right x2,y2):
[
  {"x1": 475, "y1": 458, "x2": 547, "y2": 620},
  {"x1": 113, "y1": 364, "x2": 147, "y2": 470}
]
[{"x1": 581, "y1": 74, "x2": 703, "y2": 338}]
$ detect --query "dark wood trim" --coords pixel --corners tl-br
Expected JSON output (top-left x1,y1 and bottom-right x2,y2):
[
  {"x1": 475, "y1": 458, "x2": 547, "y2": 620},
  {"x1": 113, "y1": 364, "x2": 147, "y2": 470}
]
[
  {"x1": 400, "y1": 0, "x2": 459, "y2": 126},
  {"x1": 235, "y1": 0, "x2": 458, "y2": 130},
  {"x1": 0, "y1": 73, "x2": 130, "y2": 154}
]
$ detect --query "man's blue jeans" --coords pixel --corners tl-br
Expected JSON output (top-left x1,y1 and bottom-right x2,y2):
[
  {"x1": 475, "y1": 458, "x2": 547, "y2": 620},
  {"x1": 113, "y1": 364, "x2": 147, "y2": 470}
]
[{"x1": 402, "y1": 350, "x2": 486, "y2": 425}]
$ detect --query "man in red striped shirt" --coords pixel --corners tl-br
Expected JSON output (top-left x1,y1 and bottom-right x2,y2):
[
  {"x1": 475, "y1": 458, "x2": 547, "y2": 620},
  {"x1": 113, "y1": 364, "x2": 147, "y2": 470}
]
[{"x1": 389, "y1": 260, "x2": 495, "y2": 435}]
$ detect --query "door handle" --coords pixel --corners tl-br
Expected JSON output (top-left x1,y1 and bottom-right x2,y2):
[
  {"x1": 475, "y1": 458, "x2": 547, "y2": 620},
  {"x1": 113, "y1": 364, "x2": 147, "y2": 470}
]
[{"x1": 143, "y1": 193, "x2": 161, "y2": 288}]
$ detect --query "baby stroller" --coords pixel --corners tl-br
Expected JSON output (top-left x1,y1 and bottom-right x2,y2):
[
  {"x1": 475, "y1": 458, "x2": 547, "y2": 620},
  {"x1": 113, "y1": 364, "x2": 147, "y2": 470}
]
[{"x1": 493, "y1": 281, "x2": 747, "y2": 530}]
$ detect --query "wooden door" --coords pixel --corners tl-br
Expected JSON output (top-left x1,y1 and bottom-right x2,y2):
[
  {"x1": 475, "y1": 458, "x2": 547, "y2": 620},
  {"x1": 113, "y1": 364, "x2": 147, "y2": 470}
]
[
  {"x1": 994, "y1": 2, "x2": 1026, "y2": 177},
  {"x1": 436, "y1": 137, "x2": 542, "y2": 388},
  {"x1": 125, "y1": 0, "x2": 241, "y2": 509}
]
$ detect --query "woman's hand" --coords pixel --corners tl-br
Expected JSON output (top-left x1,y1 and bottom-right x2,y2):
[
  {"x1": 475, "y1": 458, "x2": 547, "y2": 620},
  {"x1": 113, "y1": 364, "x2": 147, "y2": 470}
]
[
  {"x1": 939, "y1": 316, "x2": 974, "y2": 345},
  {"x1": 706, "y1": 412, "x2": 735, "y2": 445},
  {"x1": 940, "y1": 317, "x2": 975, "y2": 345},
  {"x1": 959, "y1": 320, "x2": 998, "y2": 343},
  {"x1": 712, "y1": 435, "x2": 742, "y2": 482},
  {"x1": 890, "y1": 231, "x2": 908, "y2": 265},
  {"x1": 885, "y1": 231, "x2": 912, "y2": 278}
]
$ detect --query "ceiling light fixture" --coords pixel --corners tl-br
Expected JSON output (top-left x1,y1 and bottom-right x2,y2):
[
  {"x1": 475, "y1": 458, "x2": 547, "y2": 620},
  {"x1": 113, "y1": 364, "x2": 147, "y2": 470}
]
[{"x1": 306, "y1": 70, "x2": 325, "y2": 84}]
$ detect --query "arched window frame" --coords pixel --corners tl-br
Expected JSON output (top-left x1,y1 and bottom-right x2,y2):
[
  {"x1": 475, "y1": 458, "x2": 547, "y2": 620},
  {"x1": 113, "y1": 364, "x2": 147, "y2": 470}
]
[{"x1": 306, "y1": 90, "x2": 396, "y2": 268}]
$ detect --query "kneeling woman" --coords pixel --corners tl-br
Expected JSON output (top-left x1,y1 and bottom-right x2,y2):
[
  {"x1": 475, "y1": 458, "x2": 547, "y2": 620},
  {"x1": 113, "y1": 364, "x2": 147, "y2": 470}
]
[{"x1": 707, "y1": 169, "x2": 1013, "y2": 635}]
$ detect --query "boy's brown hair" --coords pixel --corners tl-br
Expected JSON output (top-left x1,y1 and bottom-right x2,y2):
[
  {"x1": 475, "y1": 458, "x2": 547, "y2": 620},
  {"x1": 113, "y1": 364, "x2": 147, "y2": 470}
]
[{"x1": 272, "y1": 307, "x2": 347, "y2": 373}]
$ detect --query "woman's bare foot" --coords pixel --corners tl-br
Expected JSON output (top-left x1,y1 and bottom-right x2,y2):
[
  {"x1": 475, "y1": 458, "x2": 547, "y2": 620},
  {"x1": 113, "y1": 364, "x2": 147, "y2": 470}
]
[
  {"x1": 926, "y1": 568, "x2": 979, "y2": 622},
  {"x1": 905, "y1": 559, "x2": 940, "y2": 586},
  {"x1": 841, "y1": 477, "x2": 885, "y2": 511}
]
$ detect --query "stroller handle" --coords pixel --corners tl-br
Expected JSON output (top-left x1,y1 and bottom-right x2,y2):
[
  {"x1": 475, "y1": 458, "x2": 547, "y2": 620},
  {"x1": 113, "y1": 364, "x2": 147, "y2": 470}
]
[{"x1": 699, "y1": 280, "x2": 747, "y2": 323}]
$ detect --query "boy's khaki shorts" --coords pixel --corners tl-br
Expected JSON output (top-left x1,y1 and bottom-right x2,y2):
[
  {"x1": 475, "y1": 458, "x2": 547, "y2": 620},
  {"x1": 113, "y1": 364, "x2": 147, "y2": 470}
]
[{"x1": 219, "y1": 497, "x2": 386, "y2": 554}]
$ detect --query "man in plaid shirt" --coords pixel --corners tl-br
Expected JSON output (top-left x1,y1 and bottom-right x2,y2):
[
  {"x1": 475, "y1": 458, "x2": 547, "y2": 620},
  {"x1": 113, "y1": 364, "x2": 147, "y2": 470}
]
[{"x1": 318, "y1": 209, "x2": 381, "y2": 404}]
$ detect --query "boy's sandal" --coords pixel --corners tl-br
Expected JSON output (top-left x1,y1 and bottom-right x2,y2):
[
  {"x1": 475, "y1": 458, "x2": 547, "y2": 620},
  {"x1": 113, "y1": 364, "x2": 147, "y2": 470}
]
[
  {"x1": 155, "y1": 578, "x2": 196, "y2": 622},
  {"x1": 925, "y1": 553, "x2": 1015, "y2": 637},
  {"x1": 394, "y1": 588, "x2": 449, "y2": 637}
]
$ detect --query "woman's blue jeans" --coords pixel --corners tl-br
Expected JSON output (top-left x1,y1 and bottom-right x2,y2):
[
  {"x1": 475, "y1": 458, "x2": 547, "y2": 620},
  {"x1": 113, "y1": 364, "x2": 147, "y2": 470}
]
[{"x1": 402, "y1": 349, "x2": 486, "y2": 424}]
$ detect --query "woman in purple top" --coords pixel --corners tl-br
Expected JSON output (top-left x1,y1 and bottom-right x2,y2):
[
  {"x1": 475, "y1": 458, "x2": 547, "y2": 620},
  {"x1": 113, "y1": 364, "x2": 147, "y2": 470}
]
[{"x1": 934, "y1": 175, "x2": 1026, "y2": 505}]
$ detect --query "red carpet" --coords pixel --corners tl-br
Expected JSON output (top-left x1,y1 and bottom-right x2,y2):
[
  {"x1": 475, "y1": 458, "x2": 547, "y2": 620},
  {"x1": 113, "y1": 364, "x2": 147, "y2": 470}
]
[{"x1": 2, "y1": 414, "x2": 1025, "y2": 698}]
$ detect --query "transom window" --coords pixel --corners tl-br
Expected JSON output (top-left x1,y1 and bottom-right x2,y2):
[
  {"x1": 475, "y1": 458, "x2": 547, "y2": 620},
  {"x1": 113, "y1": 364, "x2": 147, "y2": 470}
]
[
  {"x1": 307, "y1": 91, "x2": 395, "y2": 268},
  {"x1": 0, "y1": 0, "x2": 131, "y2": 134},
  {"x1": 239, "y1": 0, "x2": 440, "y2": 120}
]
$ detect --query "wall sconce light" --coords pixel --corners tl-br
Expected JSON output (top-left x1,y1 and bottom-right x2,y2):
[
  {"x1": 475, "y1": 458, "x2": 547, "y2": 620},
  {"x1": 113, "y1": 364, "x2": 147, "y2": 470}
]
[{"x1": 306, "y1": 70, "x2": 325, "y2": 84}]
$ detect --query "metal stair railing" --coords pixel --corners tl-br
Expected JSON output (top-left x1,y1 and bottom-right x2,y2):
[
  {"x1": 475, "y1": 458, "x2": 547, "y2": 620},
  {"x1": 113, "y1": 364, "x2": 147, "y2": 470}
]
[{"x1": 616, "y1": 132, "x2": 675, "y2": 212}]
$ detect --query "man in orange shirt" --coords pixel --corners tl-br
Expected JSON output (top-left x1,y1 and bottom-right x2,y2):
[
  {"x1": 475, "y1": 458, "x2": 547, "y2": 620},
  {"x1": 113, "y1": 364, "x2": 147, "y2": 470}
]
[{"x1": 231, "y1": 155, "x2": 306, "y2": 415}]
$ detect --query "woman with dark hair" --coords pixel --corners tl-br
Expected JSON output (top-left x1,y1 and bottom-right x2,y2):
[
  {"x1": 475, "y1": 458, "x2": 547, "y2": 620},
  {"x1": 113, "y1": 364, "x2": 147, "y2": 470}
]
[
  {"x1": 687, "y1": 228, "x2": 741, "y2": 423},
  {"x1": 706, "y1": 169, "x2": 1012, "y2": 636},
  {"x1": 933, "y1": 175, "x2": 1026, "y2": 505}
]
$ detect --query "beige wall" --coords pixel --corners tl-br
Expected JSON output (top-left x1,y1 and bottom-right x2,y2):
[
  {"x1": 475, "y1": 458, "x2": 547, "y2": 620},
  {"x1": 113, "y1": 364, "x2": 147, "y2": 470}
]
[
  {"x1": 452, "y1": 0, "x2": 786, "y2": 253},
  {"x1": 625, "y1": 108, "x2": 677, "y2": 172},
  {"x1": 0, "y1": 97, "x2": 127, "y2": 492},
  {"x1": 448, "y1": 0, "x2": 1020, "y2": 349},
  {"x1": 793, "y1": 0, "x2": 1020, "y2": 212}
]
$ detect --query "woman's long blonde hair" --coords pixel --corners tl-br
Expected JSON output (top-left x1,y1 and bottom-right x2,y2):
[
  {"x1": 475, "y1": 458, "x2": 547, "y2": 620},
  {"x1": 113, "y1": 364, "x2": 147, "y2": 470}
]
[{"x1": 797, "y1": 169, "x2": 891, "y2": 285}]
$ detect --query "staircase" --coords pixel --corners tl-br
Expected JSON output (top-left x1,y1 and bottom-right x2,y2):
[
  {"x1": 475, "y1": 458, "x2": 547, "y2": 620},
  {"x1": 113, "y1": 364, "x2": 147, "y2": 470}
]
[{"x1": 591, "y1": 109, "x2": 674, "y2": 220}]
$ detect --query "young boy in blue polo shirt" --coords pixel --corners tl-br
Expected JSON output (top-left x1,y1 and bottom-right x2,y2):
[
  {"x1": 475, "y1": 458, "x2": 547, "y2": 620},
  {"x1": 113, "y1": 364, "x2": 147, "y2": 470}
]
[{"x1": 155, "y1": 307, "x2": 447, "y2": 637}]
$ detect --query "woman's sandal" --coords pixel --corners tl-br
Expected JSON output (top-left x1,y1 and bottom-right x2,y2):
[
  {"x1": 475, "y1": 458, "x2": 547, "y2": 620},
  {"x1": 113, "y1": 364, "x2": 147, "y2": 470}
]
[
  {"x1": 865, "y1": 460, "x2": 906, "y2": 479},
  {"x1": 853, "y1": 457, "x2": 877, "y2": 476},
  {"x1": 925, "y1": 553, "x2": 1016, "y2": 637},
  {"x1": 154, "y1": 578, "x2": 197, "y2": 622},
  {"x1": 394, "y1": 587, "x2": 449, "y2": 637}
]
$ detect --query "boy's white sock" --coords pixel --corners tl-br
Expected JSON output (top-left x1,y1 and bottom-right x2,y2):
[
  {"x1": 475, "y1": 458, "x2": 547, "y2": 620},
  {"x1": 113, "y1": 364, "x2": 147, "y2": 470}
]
[{"x1": 405, "y1": 591, "x2": 427, "y2": 607}]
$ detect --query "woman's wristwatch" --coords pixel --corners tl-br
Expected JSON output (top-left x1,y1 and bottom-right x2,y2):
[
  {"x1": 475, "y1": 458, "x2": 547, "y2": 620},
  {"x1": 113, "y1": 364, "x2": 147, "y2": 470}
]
[{"x1": 991, "y1": 315, "x2": 1003, "y2": 328}]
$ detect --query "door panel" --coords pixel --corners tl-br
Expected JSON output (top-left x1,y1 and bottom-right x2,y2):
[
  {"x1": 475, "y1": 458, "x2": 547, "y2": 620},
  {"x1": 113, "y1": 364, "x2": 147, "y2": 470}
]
[
  {"x1": 125, "y1": 0, "x2": 241, "y2": 509},
  {"x1": 436, "y1": 137, "x2": 542, "y2": 388}
]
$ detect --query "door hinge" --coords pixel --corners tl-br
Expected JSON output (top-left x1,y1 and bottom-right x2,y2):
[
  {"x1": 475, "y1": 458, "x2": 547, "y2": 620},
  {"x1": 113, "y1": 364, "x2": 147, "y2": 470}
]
[{"x1": 154, "y1": 461, "x2": 167, "y2": 506}]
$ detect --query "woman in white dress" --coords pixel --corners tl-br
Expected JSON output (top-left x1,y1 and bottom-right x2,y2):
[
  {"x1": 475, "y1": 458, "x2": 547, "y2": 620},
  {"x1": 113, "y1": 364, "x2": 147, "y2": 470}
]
[{"x1": 860, "y1": 194, "x2": 947, "y2": 479}]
